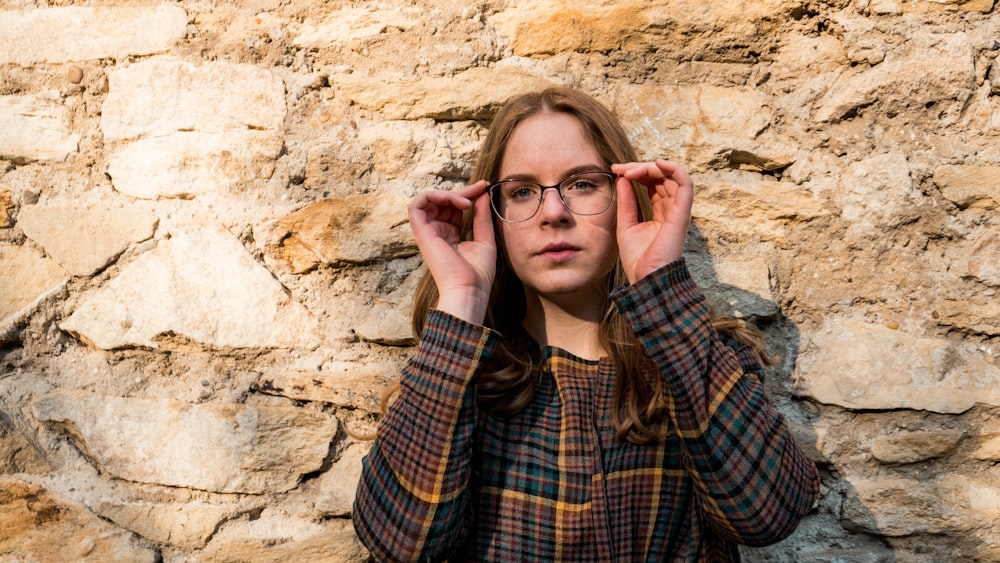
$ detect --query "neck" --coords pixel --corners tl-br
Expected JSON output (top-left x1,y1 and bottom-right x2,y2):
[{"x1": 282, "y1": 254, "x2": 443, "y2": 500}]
[{"x1": 522, "y1": 290, "x2": 606, "y2": 360}]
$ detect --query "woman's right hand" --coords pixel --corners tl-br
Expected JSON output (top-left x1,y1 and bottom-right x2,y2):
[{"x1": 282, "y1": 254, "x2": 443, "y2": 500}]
[{"x1": 407, "y1": 181, "x2": 496, "y2": 325}]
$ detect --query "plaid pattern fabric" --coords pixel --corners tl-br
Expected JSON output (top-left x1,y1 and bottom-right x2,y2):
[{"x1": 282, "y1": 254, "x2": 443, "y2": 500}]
[{"x1": 354, "y1": 260, "x2": 819, "y2": 562}]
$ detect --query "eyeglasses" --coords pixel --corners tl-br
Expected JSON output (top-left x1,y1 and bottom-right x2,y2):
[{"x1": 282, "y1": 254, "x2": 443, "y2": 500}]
[{"x1": 486, "y1": 171, "x2": 617, "y2": 223}]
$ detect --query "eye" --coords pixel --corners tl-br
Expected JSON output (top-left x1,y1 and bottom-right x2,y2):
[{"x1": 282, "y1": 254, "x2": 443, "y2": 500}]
[
  {"x1": 563, "y1": 175, "x2": 600, "y2": 193},
  {"x1": 504, "y1": 182, "x2": 540, "y2": 201}
]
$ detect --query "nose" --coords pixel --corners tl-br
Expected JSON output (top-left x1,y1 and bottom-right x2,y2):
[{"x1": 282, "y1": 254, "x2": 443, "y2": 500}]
[{"x1": 537, "y1": 186, "x2": 571, "y2": 223}]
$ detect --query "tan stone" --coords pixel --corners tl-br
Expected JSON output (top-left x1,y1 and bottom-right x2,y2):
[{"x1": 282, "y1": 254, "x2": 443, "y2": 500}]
[
  {"x1": 314, "y1": 441, "x2": 370, "y2": 517},
  {"x1": 971, "y1": 432, "x2": 1000, "y2": 461},
  {"x1": 0, "y1": 242, "x2": 68, "y2": 325},
  {"x1": 0, "y1": 94, "x2": 80, "y2": 163},
  {"x1": 870, "y1": 429, "x2": 964, "y2": 465},
  {"x1": 60, "y1": 225, "x2": 320, "y2": 350},
  {"x1": 255, "y1": 362, "x2": 400, "y2": 413},
  {"x1": 0, "y1": 189, "x2": 13, "y2": 228},
  {"x1": 32, "y1": 390, "x2": 338, "y2": 494},
  {"x1": 933, "y1": 165, "x2": 1000, "y2": 210},
  {"x1": 96, "y1": 500, "x2": 249, "y2": 549},
  {"x1": 794, "y1": 318, "x2": 1000, "y2": 413},
  {"x1": 335, "y1": 65, "x2": 555, "y2": 121},
  {"x1": 0, "y1": 4, "x2": 186, "y2": 66},
  {"x1": 265, "y1": 194, "x2": 415, "y2": 273},
  {"x1": 193, "y1": 510, "x2": 368, "y2": 563},
  {"x1": 0, "y1": 479, "x2": 156, "y2": 562},
  {"x1": 17, "y1": 206, "x2": 157, "y2": 276},
  {"x1": 966, "y1": 233, "x2": 1000, "y2": 287}
]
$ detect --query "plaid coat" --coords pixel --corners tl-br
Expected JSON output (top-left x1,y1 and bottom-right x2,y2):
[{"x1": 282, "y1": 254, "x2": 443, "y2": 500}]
[{"x1": 354, "y1": 260, "x2": 819, "y2": 561}]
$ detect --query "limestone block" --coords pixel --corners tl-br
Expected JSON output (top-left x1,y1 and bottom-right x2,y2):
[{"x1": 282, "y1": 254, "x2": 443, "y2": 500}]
[
  {"x1": 0, "y1": 242, "x2": 68, "y2": 331},
  {"x1": 490, "y1": 1, "x2": 801, "y2": 59},
  {"x1": 254, "y1": 361, "x2": 401, "y2": 412},
  {"x1": 192, "y1": 510, "x2": 368, "y2": 563},
  {"x1": 334, "y1": 65, "x2": 553, "y2": 121},
  {"x1": 60, "y1": 225, "x2": 320, "y2": 350},
  {"x1": 107, "y1": 131, "x2": 283, "y2": 200},
  {"x1": 691, "y1": 175, "x2": 828, "y2": 244},
  {"x1": 870, "y1": 429, "x2": 964, "y2": 464},
  {"x1": 32, "y1": 390, "x2": 339, "y2": 494},
  {"x1": 841, "y1": 477, "x2": 954, "y2": 536},
  {"x1": 687, "y1": 254, "x2": 777, "y2": 319},
  {"x1": 0, "y1": 478, "x2": 156, "y2": 562},
  {"x1": 355, "y1": 267, "x2": 420, "y2": 345},
  {"x1": 614, "y1": 84, "x2": 796, "y2": 171},
  {"x1": 96, "y1": 500, "x2": 249, "y2": 549},
  {"x1": 102, "y1": 58, "x2": 285, "y2": 141},
  {"x1": 0, "y1": 94, "x2": 79, "y2": 163},
  {"x1": 794, "y1": 318, "x2": 1000, "y2": 413},
  {"x1": 293, "y1": 5, "x2": 423, "y2": 45},
  {"x1": 264, "y1": 193, "x2": 415, "y2": 273},
  {"x1": 840, "y1": 153, "x2": 920, "y2": 230},
  {"x1": 815, "y1": 30, "x2": 974, "y2": 123},
  {"x1": 933, "y1": 165, "x2": 1000, "y2": 210},
  {"x1": 0, "y1": 4, "x2": 187, "y2": 66},
  {"x1": 936, "y1": 295, "x2": 1000, "y2": 335},
  {"x1": 17, "y1": 206, "x2": 157, "y2": 276},
  {"x1": 842, "y1": 473, "x2": 1000, "y2": 536},
  {"x1": 314, "y1": 441, "x2": 369, "y2": 517}
]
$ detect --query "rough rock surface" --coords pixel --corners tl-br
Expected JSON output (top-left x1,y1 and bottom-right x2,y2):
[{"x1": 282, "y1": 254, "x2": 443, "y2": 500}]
[{"x1": 1, "y1": 0, "x2": 999, "y2": 560}]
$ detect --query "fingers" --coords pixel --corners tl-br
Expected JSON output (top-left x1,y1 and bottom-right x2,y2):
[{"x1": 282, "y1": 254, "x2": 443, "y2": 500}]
[
  {"x1": 469, "y1": 188, "x2": 496, "y2": 246},
  {"x1": 615, "y1": 175, "x2": 640, "y2": 233},
  {"x1": 612, "y1": 159, "x2": 691, "y2": 186}
]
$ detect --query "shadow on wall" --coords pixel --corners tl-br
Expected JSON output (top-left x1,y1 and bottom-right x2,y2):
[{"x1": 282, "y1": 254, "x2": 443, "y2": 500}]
[{"x1": 684, "y1": 224, "x2": 896, "y2": 562}]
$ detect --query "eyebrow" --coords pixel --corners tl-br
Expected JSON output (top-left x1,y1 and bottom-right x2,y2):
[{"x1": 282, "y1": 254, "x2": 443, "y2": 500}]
[{"x1": 499, "y1": 164, "x2": 609, "y2": 183}]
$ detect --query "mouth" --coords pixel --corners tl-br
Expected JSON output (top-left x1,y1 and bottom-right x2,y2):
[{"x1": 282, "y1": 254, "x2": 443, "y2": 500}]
[{"x1": 536, "y1": 242, "x2": 581, "y2": 262}]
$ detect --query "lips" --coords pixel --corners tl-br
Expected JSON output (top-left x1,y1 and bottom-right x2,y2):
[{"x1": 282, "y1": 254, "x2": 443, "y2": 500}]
[{"x1": 536, "y1": 242, "x2": 581, "y2": 262}]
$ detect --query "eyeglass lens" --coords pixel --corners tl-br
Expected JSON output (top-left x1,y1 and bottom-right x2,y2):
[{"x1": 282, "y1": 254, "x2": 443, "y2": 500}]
[{"x1": 489, "y1": 172, "x2": 615, "y2": 222}]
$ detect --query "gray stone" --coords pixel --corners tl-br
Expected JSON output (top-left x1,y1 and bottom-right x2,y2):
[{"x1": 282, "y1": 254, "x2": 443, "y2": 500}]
[
  {"x1": 0, "y1": 94, "x2": 79, "y2": 163},
  {"x1": 33, "y1": 390, "x2": 338, "y2": 494},
  {"x1": 17, "y1": 206, "x2": 157, "y2": 276},
  {"x1": 0, "y1": 4, "x2": 187, "y2": 65},
  {"x1": 60, "y1": 225, "x2": 320, "y2": 350}
]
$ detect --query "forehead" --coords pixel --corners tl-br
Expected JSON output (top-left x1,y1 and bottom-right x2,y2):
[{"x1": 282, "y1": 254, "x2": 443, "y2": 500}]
[{"x1": 499, "y1": 112, "x2": 603, "y2": 179}]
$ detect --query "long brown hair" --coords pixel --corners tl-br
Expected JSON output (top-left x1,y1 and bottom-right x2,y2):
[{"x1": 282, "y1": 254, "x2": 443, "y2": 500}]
[{"x1": 402, "y1": 87, "x2": 772, "y2": 444}]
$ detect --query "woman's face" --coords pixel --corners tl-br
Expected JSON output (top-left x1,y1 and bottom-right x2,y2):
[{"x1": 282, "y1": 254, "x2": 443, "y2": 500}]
[{"x1": 496, "y1": 111, "x2": 618, "y2": 307}]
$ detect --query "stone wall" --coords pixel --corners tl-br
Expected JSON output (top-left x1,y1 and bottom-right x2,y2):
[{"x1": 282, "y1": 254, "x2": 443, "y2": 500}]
[{"x1": 1, "y1": 1, "x2": 998, "y2": 561}]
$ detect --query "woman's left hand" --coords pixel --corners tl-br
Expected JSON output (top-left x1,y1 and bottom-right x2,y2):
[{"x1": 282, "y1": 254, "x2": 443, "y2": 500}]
[{"x1": 613, "y1": 159, "x2": 694, "y2": 284}]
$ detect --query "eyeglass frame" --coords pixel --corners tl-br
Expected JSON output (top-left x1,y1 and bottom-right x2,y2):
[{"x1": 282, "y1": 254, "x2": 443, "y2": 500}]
[{"x1": 485, "y1": 171, "x2": 618, "y2": 223}]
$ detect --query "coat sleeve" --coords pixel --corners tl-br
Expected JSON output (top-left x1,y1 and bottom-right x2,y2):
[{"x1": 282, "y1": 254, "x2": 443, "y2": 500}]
[
  {"x1": 353, "y1": 310, "x2": 501, "y2": 561},
  {"x1": 612, "y1": 259, "x2": 820, "y2": 546}
]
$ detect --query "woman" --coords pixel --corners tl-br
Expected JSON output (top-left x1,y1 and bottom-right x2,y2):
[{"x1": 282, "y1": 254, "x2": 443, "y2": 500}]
[{"x1": 353, "y1": 87, "x2": 819, "y2": 561}]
